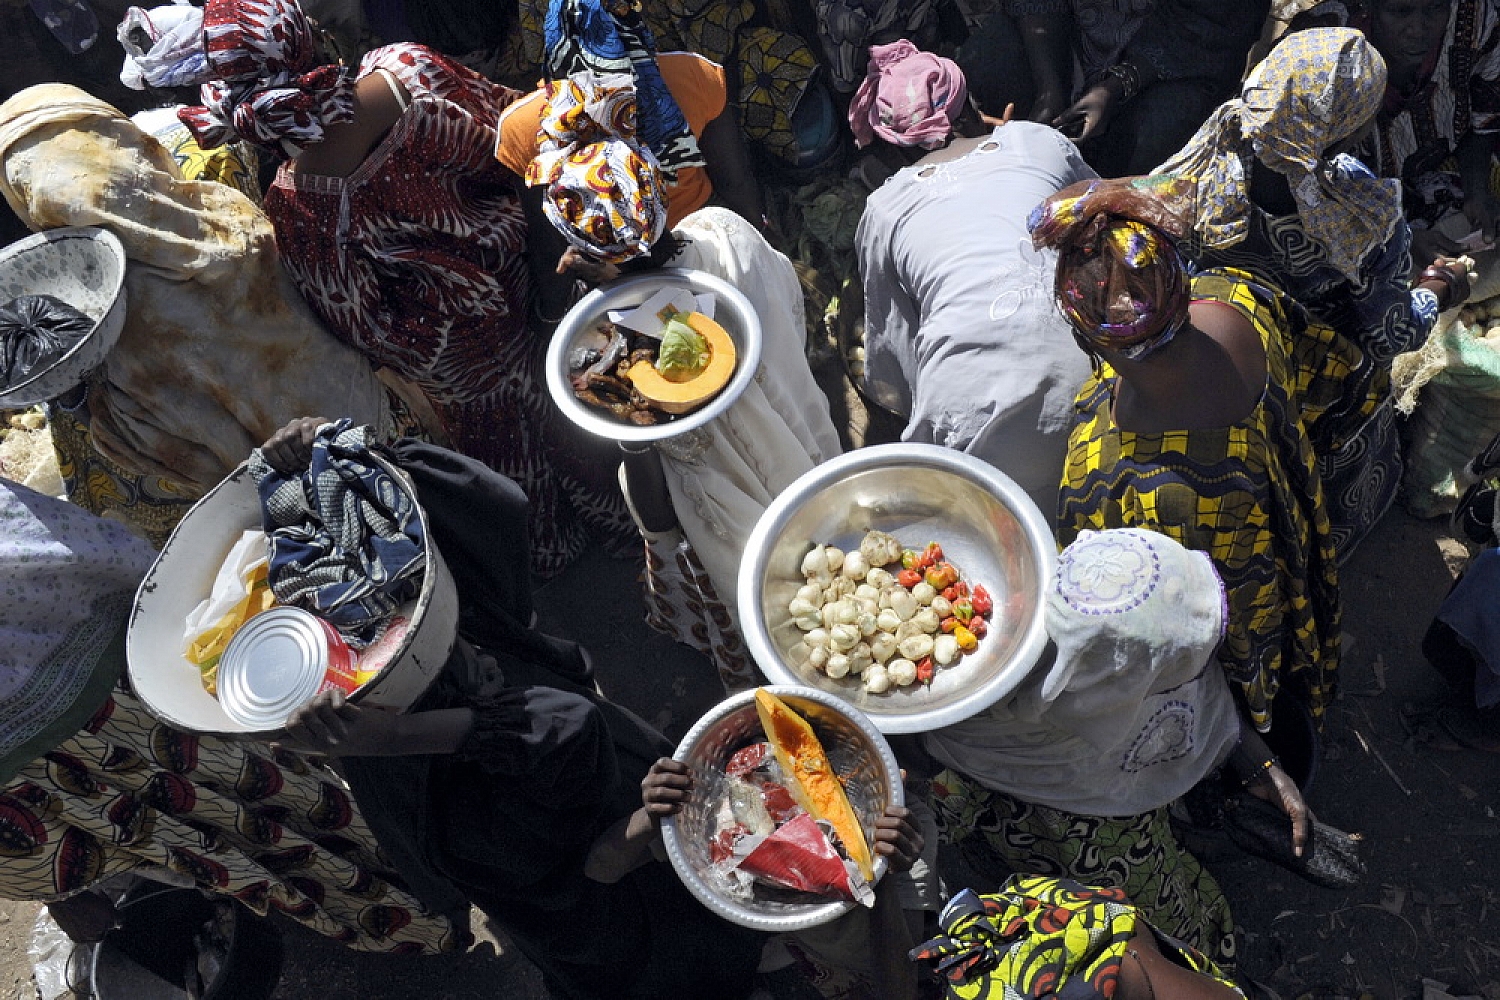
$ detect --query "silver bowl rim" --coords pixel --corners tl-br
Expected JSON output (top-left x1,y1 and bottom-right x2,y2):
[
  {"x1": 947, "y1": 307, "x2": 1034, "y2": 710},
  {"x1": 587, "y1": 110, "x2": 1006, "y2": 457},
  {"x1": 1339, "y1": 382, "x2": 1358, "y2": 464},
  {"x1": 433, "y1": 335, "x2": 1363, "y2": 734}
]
[
  {"x1": 659, "y1": 683, "x2": 903, "y2": 933},
  {"x1": 736, "y1": 442, "x2": 1059, "y2": 734},
  {"x1": 0, "y1": 226, "x2": 128, "y2": 407},
  {"x1": 543, "y1": 266, "x2": 763, "y2": 443}
]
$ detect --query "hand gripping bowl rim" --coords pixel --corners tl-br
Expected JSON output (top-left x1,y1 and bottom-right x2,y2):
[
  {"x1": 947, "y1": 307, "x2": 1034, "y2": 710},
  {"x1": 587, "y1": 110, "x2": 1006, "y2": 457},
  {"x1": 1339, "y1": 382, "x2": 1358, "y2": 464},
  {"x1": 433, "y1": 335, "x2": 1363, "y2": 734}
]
[
  {"x1": 543, "y1": 266, "x2": 763, "y2": 444},
  {"x1": 735, "y1": 442, "x2": 1058, "y2": 734},
  {"x1": 659, "y1": 684, "x2": 903, "y2": 933}
]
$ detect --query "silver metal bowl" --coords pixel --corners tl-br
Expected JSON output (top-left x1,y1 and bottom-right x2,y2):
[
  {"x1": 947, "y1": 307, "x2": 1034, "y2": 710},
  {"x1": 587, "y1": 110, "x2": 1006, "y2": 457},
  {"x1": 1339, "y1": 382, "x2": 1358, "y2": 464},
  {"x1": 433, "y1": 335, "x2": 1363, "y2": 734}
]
[
  {"x1": 737, "y1": 443, "x2": 1056, "y2": 734},
  {"x1": 0, "y1": 227, "x2": 127, "y2": 407},
  {"x1": 543, "y1": 267, "x2": 762, "y2": 444},
  {"x1": 660, "y1": 685, "x2": 902, "y2": 933}
]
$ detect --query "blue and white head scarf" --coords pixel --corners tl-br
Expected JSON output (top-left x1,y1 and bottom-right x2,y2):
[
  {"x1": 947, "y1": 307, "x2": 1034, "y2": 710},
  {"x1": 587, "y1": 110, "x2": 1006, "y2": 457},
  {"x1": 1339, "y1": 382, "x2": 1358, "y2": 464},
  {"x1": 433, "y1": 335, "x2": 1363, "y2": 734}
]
[{"x1": 542, "y1": 0, "x2": 705, "y2": 183}]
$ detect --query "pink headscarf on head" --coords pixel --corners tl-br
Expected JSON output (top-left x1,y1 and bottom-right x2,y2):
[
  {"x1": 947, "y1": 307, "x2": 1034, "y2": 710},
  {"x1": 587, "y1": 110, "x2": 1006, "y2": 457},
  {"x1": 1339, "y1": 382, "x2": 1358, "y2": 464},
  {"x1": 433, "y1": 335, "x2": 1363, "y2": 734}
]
[
  {"x1": 847, "y1": 39, "x2": 966, "y2": 150},
  {"x1": 178, "y1": 0, "x2": 354, "y2": 152}
]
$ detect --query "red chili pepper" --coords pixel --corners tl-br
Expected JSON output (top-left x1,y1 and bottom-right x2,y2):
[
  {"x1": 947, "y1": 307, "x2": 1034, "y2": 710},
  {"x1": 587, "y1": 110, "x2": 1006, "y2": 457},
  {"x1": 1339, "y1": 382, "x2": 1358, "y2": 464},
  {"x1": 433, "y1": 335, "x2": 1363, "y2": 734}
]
[
  {"x1": 940, "y1": 616, "x2": 959, "y2": 633},
  {"x1": 916, "y1": 542, "x2": 942, "y2": 570},
  {"x1": 968, "y1": 616, "x2": 988, "y2": 638},
  {"x1": 916, "y1": 656, "x2": 935, "y2": 684},
  {"x1": 953, "y1": 580, "x2": 969, "y2": 598},
  {"x1": 971, "y1": 584, "x2": 992, "y2": 617},
  {"x1": 897, "y1": 568, "x2": 923, "y2": 589},
  {"x1": 926, "y1": 542, "x2": 944, "y2": 563},
  {"x1": 942, "y1": 585, "x2": 959, "y2": 603},
  {"x1": 952, "y1": 599, "x2": 974, "y2": 623}
]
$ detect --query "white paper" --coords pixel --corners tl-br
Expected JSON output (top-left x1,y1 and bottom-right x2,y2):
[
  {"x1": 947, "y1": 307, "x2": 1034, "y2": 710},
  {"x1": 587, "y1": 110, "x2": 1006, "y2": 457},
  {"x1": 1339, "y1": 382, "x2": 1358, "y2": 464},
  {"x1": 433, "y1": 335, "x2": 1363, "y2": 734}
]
[{"x1": 615, "y1": 287, "x2": 708, "y2": 338}]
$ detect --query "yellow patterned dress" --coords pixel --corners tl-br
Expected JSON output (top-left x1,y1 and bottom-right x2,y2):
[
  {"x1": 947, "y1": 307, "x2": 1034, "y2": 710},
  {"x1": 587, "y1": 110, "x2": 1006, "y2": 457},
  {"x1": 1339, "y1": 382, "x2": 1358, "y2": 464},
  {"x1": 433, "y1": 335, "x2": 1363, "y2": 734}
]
[
  {"x1": 1057, "y1": 269, "x2": 1341, "y2": 733},
  {"x1": 912, "y1": 877, "x2": 1244, "y2": 998}
]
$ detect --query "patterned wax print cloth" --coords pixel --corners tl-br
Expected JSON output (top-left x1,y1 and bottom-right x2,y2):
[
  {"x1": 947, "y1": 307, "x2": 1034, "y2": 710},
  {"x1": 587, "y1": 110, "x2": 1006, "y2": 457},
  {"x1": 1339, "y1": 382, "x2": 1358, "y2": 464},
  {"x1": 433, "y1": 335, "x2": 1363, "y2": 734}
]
[
  {"x1": 1189, "y1": 179, "x2": 1439, "y2": 561},
  {"x1": 250, "y1": 420, "x2": 424, "y2": 644},
  {"x1": 1057, "y1": 269, "x2": 1342, "y2": 733},
  {"x1": 1027, "y1": 175, "x2": 1197, "y2": 361},
  {"x1": 524, "y1": 72, "x2": 668, "y2": 263},
  {"x1": 814, "y1": 0, "x2": 937, "y2": 93},
  {"x1": 0, "y1": 84, "x2": 398, "y2": 497},
  {"x1": 1155, "y1": 27, "x2": 1402, "y2": 281},
  {"x1": 911, "y1": 878, "x2": 1243, "y2": 998},
  {"x1": 1362, "y1": 0, "x2": 1500, "y2": 227},
  {"x1": 0, "y1": 687, "x2": 464, "y2": 953},
  {"x1": 180, "y1": 0, "x2": 356, "y2": 152},
  {"x1": 0, "y1": 481, "x2": 153, "y2": 783},
  {"x1": 542, "y1": 0, "x2": 704, "y2": 182},
  {"x1": 738, "y1": 26, "x2": 818, "y2": 163},
  {"x1": 261, "y1": 45, "x2": 632, "y2": 577}
]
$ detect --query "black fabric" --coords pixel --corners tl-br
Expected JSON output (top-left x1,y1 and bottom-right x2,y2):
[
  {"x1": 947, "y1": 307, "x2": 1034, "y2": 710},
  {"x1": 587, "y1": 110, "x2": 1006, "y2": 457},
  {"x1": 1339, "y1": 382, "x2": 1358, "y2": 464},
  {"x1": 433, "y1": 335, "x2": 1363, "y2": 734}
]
[
  {"x1": 388, "y1": 437, "x2": 592, "y2": 685},
  {"x1": 0, "y1": 294, "x2": 92, "y2": 385},
  {"x1": 402, "y1": 0, "x2": 513, "y2": 54},
  {"x1": 343, "y1": 441, "x2": 764, "y2": 999}
]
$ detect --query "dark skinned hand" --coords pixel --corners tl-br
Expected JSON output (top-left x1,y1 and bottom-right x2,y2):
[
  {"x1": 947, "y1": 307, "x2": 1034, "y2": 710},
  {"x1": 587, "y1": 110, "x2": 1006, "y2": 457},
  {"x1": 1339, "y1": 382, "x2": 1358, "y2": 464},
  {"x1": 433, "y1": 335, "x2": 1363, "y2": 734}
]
[
  {"x1": 1246, "y1": 761, "x2": 1309, "y2": 857},
  {"x1": 260, "y1": 416, "x2": 329, "y2": 475},
  {"x1": 1053, "y1": 83, "x2": 1117, "y2": 143},
  {"x1": 872, "y1": 804, "x2": 923, "y2": 873},
  {"x1": 284, "y1": 689, "x2": 401, "y2": 757},
  {"x1": 557, "y1": 247, "x2": 621, "y2": 288},
  {"x1": 641, "y1": 757, "x2": 693, "y2": 824}
]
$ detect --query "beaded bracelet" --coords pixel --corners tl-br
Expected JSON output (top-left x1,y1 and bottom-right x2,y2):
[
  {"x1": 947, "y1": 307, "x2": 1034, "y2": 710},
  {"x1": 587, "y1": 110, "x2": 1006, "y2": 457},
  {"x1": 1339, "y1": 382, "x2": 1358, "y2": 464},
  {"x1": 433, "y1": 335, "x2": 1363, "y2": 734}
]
[
  {"x1": 1241, "y1": 755, "x2": 1281, "y2": 787},
  {"x1": 1415, "y1": 265, "x2": 1462, "y2": 311},
  {"x1": 1104, "y1": 62, "x2": 1142, "y2": 103}
]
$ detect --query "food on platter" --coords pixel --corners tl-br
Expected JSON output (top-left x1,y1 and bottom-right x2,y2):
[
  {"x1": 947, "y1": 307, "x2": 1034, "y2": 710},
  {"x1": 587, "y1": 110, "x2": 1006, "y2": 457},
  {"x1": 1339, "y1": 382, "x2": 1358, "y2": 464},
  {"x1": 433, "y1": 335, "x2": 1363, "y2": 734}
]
[
  {"x1": 568, "y1": 310, "x2": 737, "y2": 424},
  {"x1": 787, "y1": 531, "x2": 993, "y2": 691}
]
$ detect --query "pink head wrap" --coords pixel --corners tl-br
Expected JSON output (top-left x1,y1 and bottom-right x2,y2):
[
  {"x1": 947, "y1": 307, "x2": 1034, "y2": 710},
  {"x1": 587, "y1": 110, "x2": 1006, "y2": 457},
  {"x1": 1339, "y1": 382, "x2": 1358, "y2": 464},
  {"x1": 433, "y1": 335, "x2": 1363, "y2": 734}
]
[
  {"x1": 178, "y1": 0, "x2": 354, "y2": 152},
  {"x1": 847, "y1": 39, "x2": 966, "y2": 150}
]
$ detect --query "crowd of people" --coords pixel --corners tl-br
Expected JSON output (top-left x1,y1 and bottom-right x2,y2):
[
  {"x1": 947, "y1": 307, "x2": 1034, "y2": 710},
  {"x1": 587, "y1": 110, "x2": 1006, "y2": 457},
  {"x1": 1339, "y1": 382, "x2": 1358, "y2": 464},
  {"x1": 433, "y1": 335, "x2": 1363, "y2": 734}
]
[{"x1": 1, "y1": 0, "x2": 1499, "y2": 997}]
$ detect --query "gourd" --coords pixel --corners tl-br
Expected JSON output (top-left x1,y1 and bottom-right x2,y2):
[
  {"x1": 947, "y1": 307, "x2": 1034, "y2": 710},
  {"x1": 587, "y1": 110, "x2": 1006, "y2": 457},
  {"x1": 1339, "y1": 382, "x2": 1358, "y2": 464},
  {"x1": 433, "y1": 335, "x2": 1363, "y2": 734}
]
[
  {"x1": 755, "y1": 688, "x2": 876, "y2": 882},
  {"x1": 624, "y1": 312, "x2": 738, "y2": 414}
]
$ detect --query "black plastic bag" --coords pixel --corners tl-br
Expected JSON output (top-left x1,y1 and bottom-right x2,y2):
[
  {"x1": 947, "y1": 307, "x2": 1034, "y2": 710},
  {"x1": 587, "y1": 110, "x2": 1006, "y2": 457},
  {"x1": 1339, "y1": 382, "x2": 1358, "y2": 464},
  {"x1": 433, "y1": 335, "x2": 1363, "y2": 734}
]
[{"x1": 0, "y1": 294, "x2": 93, "y2": 385}]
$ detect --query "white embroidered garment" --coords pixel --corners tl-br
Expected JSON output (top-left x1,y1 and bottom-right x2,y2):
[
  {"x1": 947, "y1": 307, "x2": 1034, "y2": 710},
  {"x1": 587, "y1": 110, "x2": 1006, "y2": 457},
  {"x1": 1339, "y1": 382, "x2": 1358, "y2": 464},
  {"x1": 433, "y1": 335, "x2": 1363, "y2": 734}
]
[
  {"x1": 647, "y1": 208, "x2": 842, "y2": 616},
  {"x1": 923, "y1": 528, "x2": 1241, "y2": 817}
]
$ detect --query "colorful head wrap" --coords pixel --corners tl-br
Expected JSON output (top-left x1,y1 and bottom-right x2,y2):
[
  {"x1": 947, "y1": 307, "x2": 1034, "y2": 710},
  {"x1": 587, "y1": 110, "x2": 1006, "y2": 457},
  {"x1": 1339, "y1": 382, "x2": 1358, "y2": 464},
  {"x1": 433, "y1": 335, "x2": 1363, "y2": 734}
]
[
  {"x1": 542, "y1": 0, "x2": 704, "y2": 183},
  {"x1": 911, "y1": 877, "x2": 1241, "y2": 997},
  {"x1": 847, "y1": 39, "x2": 966, "y2": 150},
  {"x1": 1154, "y1": 27, "x2": 1400, "y2": 282},
  {"x1": 1028, "y1": 175, "x2": 1197, "y2": 360},
  {"x1": 178, "y1": 0, "x2": 354, "y2": 152},
  {"x1": 524, "y1": 73, "x2": 668, "y2": 263},
  {"x1": 118, "y1": 4, "x2": 210, "y2": 91}
]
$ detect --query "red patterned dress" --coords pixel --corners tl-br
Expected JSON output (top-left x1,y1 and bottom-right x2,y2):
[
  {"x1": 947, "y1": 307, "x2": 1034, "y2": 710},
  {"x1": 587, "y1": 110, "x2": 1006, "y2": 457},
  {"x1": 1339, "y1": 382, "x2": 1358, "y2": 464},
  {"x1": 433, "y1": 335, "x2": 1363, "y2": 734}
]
[{"x1": 264, "y1": 45, "x2": 630, "y2": 578}]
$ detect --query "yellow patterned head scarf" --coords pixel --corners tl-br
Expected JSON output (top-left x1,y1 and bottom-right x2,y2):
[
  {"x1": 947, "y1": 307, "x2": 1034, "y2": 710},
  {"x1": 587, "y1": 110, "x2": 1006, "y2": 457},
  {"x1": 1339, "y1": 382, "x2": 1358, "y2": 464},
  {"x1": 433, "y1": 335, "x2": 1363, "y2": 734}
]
[
  {"x1": 1154, "y1": 27, "x2": 1401, "y2": 281},
  {"x1": 523, "y1": 72, "x2": 668, "y2": 263}
]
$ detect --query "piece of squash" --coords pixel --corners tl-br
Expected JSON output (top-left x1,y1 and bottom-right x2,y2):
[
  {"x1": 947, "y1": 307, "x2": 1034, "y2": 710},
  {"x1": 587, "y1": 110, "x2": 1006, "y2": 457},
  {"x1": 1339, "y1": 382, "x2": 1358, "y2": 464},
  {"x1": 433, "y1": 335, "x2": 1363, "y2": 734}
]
[
  {"x1": 625, "y1": 311, "x2": 737, "y2": 415},
  {"x1": 754, "y1": 688, "x2": 876, "y2": 882}
]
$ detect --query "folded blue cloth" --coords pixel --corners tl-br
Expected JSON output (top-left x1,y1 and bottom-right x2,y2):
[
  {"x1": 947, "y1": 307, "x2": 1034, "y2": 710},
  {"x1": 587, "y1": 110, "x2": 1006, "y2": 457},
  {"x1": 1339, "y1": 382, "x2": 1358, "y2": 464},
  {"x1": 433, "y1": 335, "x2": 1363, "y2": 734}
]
[{"x1": 249, "y1": 420, "x2": 425, "y2": 645}]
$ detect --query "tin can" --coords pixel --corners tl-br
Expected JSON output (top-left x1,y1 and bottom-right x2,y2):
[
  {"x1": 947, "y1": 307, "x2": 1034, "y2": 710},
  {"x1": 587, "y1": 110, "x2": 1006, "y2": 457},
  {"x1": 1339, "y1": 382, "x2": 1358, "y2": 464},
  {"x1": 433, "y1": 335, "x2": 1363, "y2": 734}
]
[{"x1": 217, "y1": 607, "x2": 362, "y2": 729}]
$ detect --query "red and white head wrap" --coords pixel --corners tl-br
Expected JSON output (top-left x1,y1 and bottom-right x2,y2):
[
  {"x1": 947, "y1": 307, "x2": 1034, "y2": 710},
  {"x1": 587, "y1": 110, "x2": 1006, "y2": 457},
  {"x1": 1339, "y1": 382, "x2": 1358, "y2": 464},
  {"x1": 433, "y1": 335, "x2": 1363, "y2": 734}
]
[{"x1": 178, "y1": 0, "x2": 353, "y2": 152}]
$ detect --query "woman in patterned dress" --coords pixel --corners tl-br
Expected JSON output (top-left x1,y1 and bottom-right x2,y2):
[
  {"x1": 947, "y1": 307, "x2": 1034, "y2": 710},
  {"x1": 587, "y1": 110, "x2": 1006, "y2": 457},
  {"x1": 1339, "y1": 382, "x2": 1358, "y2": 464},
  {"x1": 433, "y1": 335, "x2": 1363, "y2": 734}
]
[
  {"x1": 1030, "y1": 174, "x2": 1340, "y2": 738},
  {"x1": 0, "y1": 478, "x2": 462, "y2": 954},
  {"x1": 181, "y1": 0, "x2": 632, "y2": 578},
  {"x1": 1153, "y1": 27, "x2": 1472, "y2": 559}
]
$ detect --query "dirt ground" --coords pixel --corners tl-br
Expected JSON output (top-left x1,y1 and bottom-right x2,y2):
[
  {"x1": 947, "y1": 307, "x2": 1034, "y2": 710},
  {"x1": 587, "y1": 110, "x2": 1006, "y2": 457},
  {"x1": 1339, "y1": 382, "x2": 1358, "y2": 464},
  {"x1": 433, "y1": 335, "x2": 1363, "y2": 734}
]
[{"x1": 2, "y1": 473, "x2": 1498, "y2": 999}]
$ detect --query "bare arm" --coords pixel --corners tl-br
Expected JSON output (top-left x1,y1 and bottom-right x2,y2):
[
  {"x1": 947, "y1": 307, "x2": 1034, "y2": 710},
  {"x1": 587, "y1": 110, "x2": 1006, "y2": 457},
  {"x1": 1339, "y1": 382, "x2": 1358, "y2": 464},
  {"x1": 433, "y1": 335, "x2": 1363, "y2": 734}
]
[{"x1": 700, "y1": 105, "x2": 765, "y2": 229}]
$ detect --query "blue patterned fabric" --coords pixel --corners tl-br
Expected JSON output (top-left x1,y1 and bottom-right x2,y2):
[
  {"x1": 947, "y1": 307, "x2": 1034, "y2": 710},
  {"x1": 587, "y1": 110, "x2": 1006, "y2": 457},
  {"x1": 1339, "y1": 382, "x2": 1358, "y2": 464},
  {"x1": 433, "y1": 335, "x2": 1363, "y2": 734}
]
[
  {"x1": 250, "y1": 420, "x2": 425, "y2": 644},
  {"x1": 542, "y1": 0, "x2": 704, "y2": 182}
]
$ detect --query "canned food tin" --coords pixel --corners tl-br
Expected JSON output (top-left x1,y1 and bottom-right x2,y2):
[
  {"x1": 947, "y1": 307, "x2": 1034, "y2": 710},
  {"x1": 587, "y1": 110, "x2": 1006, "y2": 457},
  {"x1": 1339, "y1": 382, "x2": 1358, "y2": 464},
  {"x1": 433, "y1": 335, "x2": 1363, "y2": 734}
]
[{"x1": 217, "y1": 607, "x2": 362, "y2": 729}]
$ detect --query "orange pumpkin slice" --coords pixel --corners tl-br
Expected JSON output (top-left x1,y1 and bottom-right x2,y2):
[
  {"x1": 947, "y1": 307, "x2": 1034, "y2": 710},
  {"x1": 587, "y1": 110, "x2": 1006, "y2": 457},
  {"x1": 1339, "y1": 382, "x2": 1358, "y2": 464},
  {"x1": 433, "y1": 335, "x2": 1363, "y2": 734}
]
[
  {"x1": 625, "y1": 311, "x2": 737, "y2": 415},
  {"x1": 754, "y1": 688, "x2": 876, "y2": 882}
]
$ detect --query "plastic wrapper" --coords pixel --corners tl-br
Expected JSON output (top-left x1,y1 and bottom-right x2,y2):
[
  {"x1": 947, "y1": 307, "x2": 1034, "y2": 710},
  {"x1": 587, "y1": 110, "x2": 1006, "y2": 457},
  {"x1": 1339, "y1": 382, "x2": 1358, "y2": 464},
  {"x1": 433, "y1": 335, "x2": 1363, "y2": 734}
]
[
  {"x1": 0, "y1": 294, "x2": 93, "y2": 386},
  {"x1": 716, "y1": 813, "x2": 873, "y2": 906},
  {"x1": 182, "y1": 529, "x2": 275, "y2": 695}
]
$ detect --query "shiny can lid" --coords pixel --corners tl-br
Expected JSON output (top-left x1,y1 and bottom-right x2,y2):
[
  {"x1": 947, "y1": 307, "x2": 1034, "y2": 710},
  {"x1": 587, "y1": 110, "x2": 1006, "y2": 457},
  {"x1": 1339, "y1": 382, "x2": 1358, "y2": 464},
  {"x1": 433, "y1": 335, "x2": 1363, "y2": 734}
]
[{"x1": 218, "y1": 607, "x2": 331, "y2": 729}]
